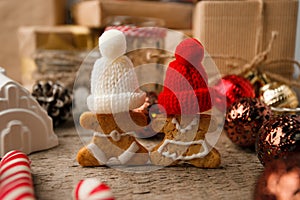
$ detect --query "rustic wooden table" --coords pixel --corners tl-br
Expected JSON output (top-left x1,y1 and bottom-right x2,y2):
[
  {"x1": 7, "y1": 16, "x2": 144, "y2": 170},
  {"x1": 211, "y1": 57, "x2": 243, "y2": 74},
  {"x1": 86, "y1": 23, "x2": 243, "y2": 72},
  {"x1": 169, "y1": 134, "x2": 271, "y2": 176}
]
[{"x1": 29, "y1": 120, "x2": 264, "y2": 200}]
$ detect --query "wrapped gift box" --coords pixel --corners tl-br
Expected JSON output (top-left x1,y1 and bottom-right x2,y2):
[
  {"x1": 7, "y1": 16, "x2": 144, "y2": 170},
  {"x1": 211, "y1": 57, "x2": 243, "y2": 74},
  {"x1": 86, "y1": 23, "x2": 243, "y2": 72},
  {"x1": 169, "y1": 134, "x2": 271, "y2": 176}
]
[
  {"x1": 18, "y1": 25, "x2": 94, "y2": 89},
  {"x1": 0, "y1": 0, "x2": 66, "y2": 83},
  {"x1": 193, "y1": 0, "x2": 299, "y2": 77},
  {"x1": 72, "y1": 0, "x2": 193, "y2": 29}
]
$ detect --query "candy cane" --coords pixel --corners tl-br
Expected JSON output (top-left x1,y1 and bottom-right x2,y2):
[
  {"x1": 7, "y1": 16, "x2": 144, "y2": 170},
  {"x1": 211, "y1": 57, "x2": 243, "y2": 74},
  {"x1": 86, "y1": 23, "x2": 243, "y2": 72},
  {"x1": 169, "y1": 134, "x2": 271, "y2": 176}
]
[
  {"x1": 73, "y1": 178, "x2": 115, "y2": 200},
  {"x1": 105, "y1": 25, "x2": 167, "y2": 38},
  {"x1": 0, "y1": 150, "x2": 35, "y2": 200}
]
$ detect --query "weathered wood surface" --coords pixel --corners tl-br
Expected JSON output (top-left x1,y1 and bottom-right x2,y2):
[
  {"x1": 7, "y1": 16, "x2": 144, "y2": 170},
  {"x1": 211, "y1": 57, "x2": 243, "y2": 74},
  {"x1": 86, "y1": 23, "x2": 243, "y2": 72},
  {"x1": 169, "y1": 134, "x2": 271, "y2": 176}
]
[{"x1": 29, "y1": 120, "x2": 264, "y2": 200}]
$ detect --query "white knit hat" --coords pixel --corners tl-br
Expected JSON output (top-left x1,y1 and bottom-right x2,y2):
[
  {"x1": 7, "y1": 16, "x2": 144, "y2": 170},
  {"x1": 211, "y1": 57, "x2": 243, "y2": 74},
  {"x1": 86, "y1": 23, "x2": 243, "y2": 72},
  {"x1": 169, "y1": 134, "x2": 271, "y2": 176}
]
[{"x1": 87, "y1": 29, "x2": 146, "y2": 114}]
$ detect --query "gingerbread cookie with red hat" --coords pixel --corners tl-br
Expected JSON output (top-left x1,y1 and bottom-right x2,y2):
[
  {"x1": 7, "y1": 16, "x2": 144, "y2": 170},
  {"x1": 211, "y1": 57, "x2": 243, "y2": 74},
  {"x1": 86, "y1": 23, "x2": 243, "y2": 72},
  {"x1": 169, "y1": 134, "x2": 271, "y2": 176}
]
[{"x1": 150, "y1": 38, "x2": 221, "y2": 168}]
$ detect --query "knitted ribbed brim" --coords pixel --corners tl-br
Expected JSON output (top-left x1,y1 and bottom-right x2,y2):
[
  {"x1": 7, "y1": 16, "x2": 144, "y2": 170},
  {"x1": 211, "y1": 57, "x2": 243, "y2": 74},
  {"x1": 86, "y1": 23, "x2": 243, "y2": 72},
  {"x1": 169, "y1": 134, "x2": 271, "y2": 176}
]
[
  {"x1": 87, "y1": 91, "x2": 145, "y2": 114},
  {"x1": 158, "y1": 88, "x2": 212, "y2": 115}
]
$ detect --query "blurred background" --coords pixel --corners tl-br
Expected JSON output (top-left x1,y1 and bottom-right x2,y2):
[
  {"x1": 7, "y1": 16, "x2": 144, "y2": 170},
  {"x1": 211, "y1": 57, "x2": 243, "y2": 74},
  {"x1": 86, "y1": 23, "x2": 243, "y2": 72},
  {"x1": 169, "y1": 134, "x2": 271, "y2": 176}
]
[{"x1": 0, "y1": 0, "x2": 299, "y2": 92}]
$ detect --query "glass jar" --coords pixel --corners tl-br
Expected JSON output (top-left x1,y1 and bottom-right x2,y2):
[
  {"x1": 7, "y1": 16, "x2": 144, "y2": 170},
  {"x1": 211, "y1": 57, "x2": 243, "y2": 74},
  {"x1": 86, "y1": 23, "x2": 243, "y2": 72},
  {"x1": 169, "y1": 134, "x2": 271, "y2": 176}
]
[{"x1": 104, "y1": 16, "x2": 167, "y2": 93}]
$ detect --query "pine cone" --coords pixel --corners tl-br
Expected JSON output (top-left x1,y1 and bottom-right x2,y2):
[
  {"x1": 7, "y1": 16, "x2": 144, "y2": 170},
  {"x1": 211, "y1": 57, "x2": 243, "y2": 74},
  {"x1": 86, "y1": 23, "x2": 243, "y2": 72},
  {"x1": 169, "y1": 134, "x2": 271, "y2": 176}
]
[{"x1": 32, "y1": 80, "x2": 73, "y2": 127}]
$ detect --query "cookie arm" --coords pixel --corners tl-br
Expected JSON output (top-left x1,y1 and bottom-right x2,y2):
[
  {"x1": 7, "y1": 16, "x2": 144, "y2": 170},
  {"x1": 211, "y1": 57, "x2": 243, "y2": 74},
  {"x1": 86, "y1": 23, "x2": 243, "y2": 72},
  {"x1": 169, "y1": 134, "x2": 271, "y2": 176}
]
[{"x1": 79, "y1": 112, "x2": 103, "y2": 132}]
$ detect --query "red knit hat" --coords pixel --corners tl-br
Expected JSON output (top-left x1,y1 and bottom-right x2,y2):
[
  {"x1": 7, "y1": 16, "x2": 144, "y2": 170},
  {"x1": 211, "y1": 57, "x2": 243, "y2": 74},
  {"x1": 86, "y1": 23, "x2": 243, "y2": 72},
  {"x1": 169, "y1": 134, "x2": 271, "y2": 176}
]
[{"x1": 158, "y1": 38, "x2": 212, "y2": 115}]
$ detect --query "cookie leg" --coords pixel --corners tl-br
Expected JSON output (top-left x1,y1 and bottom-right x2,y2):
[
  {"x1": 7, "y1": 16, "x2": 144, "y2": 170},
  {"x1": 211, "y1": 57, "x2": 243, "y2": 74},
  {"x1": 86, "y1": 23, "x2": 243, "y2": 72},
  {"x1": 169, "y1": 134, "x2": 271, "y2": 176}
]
[
  {"x1": 125, "y1": 141, "x2": 150, "y2": 165},
  {"x1": 150, "y1": 114, "x2": 221, "y2": 168},
  {"x1": 76, "y1": 146, "x2": 102, "y2": 167},
  {"x1": 186, "y1": 148, "x2": 221, "y2": 168},
  {"x1": 150, "y1": 151, "x2": 179, "y2": 166}
]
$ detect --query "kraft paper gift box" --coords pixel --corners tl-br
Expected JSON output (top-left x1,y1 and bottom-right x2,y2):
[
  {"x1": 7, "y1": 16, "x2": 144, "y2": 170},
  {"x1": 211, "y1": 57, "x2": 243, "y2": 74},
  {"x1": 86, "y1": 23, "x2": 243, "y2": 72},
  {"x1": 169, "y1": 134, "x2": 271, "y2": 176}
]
[
  {"x1": 193, "y1": 0, "x2": 298, "y2": 78},
  {"x1": 0, "y1": 0, "x2": 66, "y2": 83},
  {"x1": 18, "y1": 25, "x2": 94, "y2": 89},
  {"x1": 72, "y1": 0, "x2": 193, "y2": 29}
]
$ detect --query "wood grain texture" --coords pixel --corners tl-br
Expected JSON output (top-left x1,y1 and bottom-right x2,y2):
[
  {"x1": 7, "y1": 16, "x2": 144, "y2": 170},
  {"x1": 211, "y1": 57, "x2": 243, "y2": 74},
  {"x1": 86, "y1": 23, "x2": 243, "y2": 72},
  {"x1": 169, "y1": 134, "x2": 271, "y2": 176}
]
[{"x1": 29, "y1": 120, "x2": 263, "y2": 200}]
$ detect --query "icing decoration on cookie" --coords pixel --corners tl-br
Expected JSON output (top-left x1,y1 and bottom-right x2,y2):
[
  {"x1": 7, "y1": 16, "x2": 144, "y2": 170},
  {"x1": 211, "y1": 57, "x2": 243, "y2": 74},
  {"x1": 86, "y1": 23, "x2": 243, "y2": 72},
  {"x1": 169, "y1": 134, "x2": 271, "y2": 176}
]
[
  {"x1": 87, "y1": 140, "x2": 140, "y2": 165},
  {"x1": 73, "y1": 178, "x2": 115, "y2": 200},
  {"x1": 171, "y1": 117, "x2": 199, "y2": 134},
  {"x1": 158, "y1": 117, "x2": 209, "y2": 161},
  {"x1": 106, "y1": 142, "x2": 140, "y2": 165},
  {"x1": 94, "y1": 130, "x2": 136, "y2": 142},
  {"x1": 157, "y1": 139, "x2": 209, "y2": 161},
  {"x1": 86, "y1": 143, "x2": 108, "y2": 164},
  {"x1": 0, "y1": 150, "x2": 35, "y2": 200}
]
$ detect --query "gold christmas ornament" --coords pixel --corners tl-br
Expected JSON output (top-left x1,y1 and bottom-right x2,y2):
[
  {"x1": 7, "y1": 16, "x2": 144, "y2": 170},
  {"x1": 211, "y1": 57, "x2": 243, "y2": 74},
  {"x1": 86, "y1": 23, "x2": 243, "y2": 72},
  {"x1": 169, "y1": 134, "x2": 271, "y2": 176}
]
[
  {"x1": 259, "y1": 82, "x2": 299, "y2": 108},
  {"x1": 244, "y1": 70, "x2": 271, "y2": 86},
  {"x1": 244, "y1": 70, "x2": 271, "y2": 96}
]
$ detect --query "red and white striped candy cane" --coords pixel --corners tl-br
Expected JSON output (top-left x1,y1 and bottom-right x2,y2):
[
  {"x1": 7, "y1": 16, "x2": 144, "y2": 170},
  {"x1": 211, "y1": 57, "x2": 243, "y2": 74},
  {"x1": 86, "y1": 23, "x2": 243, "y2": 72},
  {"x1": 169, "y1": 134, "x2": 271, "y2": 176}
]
[
  {"x1": 73, "y1": 178, "x2": 115, "y2": 200},
  {"x1": 105, "y1": 25, "x2": 167, "y2": 39},
  {"x1": 0, "y1": 150, "x2": 35, "y2": 200}
]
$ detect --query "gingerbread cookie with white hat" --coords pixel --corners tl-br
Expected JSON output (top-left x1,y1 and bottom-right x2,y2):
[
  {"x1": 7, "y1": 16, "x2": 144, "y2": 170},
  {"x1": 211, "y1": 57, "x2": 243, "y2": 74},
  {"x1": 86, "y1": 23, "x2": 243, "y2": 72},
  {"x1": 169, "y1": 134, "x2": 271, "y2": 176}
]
[
  {"x1": 150, "y1": 38, "x2": 221, "y2": 168},
  {"x1": 77, "y1": 30, "x2": 149, "y2": 167}
]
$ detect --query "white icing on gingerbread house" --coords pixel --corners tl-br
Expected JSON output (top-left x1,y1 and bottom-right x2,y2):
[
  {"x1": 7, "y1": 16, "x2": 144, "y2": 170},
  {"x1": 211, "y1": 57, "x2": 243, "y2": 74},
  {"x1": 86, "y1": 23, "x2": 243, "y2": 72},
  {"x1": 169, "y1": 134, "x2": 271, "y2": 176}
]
[{"x1": 0, "y1": 67, "x2": 58, "y2": 157}]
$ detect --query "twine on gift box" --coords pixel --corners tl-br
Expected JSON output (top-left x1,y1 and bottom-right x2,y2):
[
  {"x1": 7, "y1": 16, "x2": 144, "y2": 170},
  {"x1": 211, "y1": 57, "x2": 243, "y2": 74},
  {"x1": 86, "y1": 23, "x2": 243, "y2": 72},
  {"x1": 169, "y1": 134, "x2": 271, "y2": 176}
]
[
  {"x1": 212, "y1": 31, "x2": 300, "y2": 88},
  {"x1": 263, "y1": 59, "x2": 300, "y2": 88},
  {"x1": 211, "y1": 0, "x2": 300, "y2": 88}
]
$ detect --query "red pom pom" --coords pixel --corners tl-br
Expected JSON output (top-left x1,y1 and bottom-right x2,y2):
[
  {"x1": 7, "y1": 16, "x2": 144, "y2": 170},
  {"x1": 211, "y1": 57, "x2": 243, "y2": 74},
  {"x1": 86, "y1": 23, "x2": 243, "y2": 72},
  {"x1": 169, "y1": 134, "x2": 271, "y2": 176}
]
[
  {"x1": 213, "y1": 75, "x2": 255, "y2": 111},
  {"x1": 175, "y1": 38, "x2": 204, "y2": 68}
]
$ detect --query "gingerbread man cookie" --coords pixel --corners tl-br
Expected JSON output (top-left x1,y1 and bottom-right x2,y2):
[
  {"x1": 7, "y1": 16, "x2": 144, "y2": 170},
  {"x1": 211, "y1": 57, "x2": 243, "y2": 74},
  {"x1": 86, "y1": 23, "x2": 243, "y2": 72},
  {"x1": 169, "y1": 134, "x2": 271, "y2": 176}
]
[
  {"x1": 77, "y1": 30, "x2": 148, "y2": 167},
  {"x1": 150, "y1": 38, "x2": 221, "y2": 168}
]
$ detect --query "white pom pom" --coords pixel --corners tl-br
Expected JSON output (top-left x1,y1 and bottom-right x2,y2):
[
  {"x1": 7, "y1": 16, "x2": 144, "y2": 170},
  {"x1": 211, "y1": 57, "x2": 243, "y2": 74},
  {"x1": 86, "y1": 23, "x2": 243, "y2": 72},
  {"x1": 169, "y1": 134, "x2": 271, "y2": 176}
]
[{"x1": 99, "y1": 29, "x2": 126, "y2": 61}]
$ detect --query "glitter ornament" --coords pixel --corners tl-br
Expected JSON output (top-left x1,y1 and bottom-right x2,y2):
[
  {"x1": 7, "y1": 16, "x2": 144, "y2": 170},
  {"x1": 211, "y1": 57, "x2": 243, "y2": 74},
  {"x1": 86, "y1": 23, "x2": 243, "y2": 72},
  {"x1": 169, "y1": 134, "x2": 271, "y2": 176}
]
[
  {"x1": 260, "y1": 82, "x2": 299, "y2": 109},
  {"x1": 214, "y1": 75, "x2": 255, "y2": 111},
  {"x1": 256, "y1": 114, "x2": 300, "y2": 165},
  {"x1": 254, "y1": 154, "x2": 300, "y2": 200},
  {"x1": 224, "y1": 98, "x2": 272, "y2": 147}
]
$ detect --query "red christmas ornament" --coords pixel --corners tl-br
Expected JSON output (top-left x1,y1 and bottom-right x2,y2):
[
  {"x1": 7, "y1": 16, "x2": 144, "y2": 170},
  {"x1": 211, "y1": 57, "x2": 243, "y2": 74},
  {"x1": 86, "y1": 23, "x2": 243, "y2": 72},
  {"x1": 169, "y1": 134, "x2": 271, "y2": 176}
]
[
  {"x1": 213, "y1": 75, "x2": 255, "y2": 111},
  {"x1": 158, "y1": 38, "x2": 211, "y2": 115},
  {"x1": 254, "y1": 154, "x2": 300, "y2": 200},
  {"x1": 256, "y1": 115, "x2": 300, "y2": 166},
  {"x1": 224, "y1": 98, "x2": 272, "y2": 147}
]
